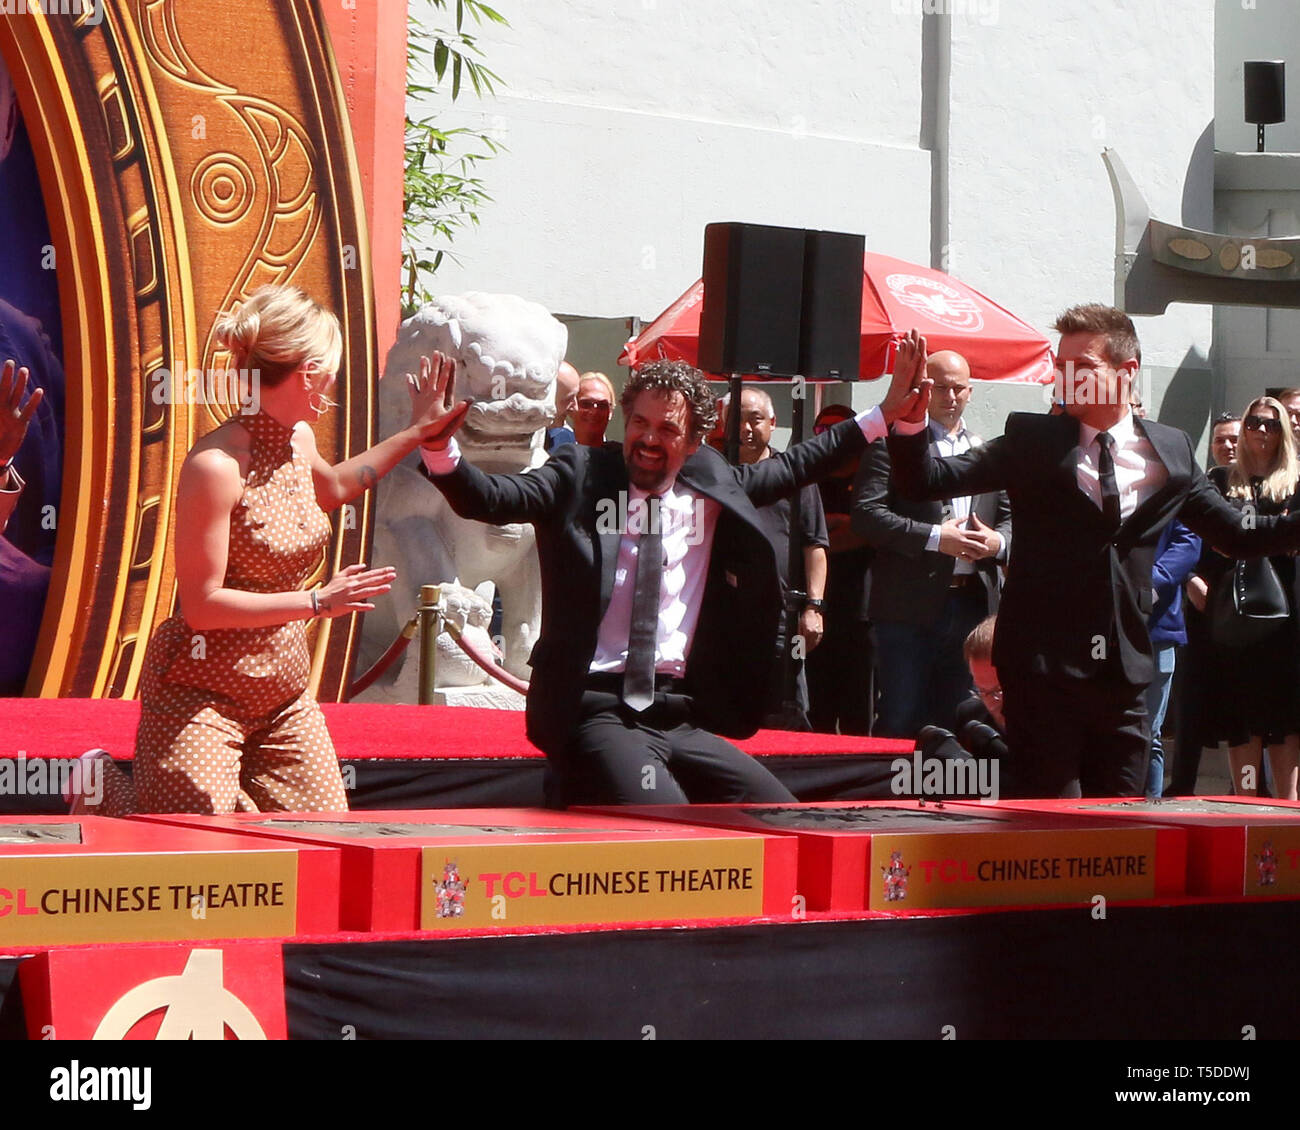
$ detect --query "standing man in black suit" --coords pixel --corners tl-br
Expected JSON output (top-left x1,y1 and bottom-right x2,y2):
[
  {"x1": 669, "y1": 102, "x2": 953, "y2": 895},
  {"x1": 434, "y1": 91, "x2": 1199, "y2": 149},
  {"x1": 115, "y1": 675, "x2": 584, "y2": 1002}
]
[
  {"x1": 732, "y1": 386, "x2": 829, "y2": 729},
  {"x1": 409, "y1": 354, "x2": 925, "y2": 806},
  {"x1": 887, "y1": 305, "x2": 1300, "y2": 797},
  {"x1": 852, "y1": 350, "x2": 1011, "y2": 737}
]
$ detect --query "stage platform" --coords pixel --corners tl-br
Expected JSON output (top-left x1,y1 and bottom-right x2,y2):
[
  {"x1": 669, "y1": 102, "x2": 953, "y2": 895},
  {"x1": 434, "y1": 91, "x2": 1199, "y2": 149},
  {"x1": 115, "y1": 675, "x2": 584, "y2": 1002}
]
[
  {"x1": 1, "y1": 802, "x2": 1298, "y2": 1040},
  {"x1": 0, "y1": 698, "x2": 915, "y2": 813}
]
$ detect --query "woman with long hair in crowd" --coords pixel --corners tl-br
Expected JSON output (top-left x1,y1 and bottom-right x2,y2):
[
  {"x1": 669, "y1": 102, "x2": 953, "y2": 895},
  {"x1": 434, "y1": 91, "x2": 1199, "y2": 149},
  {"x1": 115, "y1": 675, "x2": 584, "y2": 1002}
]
[
  {"x1": 80, "y1": 284, "x2": 464, "y2": 815},
  {"x1": 1194, "y1": 396, "x2": 1300, "y2": 800}
]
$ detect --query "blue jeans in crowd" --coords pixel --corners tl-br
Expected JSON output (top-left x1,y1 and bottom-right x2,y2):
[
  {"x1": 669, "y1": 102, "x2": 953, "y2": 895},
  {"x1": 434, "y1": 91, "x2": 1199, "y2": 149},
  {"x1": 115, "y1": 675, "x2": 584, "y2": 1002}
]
[
  {"x1": 872, "y1": 587, "x2": 988, "y2": 737},
  {"x1": 1144, "y1": 644, "x2": 1177, "y2": 799}
]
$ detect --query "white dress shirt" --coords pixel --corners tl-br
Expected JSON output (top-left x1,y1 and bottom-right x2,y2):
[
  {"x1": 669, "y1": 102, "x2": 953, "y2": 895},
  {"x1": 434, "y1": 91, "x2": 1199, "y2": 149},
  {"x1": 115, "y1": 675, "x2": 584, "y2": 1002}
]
[
  {"x1": 1076, "y1": 410, "x2": 1167, "y2": 520},
  {"x1": 590, "y1": 483, "x2": 719, "y2": 676},
  {"x1": 421, "y1": 405, "x2": 889, "y2": 674},
  {"x1": 921, "y1": 418, "x2": 1004, "y2": 572}
]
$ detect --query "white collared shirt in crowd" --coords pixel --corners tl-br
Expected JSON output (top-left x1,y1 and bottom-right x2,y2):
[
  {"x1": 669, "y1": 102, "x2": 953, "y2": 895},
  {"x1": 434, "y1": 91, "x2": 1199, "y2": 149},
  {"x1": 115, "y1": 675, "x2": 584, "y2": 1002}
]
[{"x1": 921, "y1": 417, "x2": 1003, "y2": 573}]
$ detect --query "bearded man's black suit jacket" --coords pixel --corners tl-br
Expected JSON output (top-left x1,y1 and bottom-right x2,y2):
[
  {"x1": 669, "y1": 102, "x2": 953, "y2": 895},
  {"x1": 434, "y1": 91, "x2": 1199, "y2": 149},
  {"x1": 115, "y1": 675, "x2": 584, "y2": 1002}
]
[
  {"x1": 427, "y1": 417, "x2": 870, "y2": 759},
  {"x1": 888, "y1": 411, "x2": 1300, "y2": 795}
]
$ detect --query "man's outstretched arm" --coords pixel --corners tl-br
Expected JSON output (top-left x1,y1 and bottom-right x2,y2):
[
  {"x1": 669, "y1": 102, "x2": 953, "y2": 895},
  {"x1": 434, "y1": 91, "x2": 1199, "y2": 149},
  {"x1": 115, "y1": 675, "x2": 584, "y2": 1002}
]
[
  {"x1": 739, "y1": 414, "x2": 875, "y2": 507},
  {"x1": 410, "y1": 351, "x2": 573, "y2": 523},
  {"x1": 887, "y1": 427, "x2": 1014, "y2": 503},
  {"x1": 741, "y1": 329, "x2": 935, "y2": 507},
  {"x1": 850, "y1": 440, "x2": 931, "y2": 555},
  {"x1": 1177, "y1": 464, "x2": 1300, "y2": 557}
]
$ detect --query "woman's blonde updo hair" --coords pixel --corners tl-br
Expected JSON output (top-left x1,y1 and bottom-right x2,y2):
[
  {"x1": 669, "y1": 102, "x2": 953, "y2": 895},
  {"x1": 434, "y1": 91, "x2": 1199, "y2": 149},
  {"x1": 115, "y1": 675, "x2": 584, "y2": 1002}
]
[{"x1": 213, "y1": 285, "x2": 342, "y2": 387}]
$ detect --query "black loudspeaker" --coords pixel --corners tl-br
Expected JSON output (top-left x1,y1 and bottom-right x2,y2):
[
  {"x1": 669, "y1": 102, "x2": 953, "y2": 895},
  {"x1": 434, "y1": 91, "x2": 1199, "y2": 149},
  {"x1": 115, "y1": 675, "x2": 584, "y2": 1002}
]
[
  {"x1": 799, "y1": 229, "x2": 865, "y2": 380},
  {"x1": 699, "y1": 222, "x2": 805, "y2": 376},
  {"x1": 1245, "y1": 60, "x2": 1285, "y2": 124}
]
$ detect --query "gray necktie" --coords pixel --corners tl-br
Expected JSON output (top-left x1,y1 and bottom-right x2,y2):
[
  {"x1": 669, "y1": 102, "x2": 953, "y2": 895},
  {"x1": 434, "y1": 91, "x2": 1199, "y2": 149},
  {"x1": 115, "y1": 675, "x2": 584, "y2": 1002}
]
[{"x1": 622, "y1": 501, "x2": 664, "y2": 712}]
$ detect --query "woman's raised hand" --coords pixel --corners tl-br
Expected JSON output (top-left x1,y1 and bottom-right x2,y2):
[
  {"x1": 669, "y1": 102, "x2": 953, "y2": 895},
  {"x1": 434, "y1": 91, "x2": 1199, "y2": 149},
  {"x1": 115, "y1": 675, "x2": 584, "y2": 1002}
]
[{"x1": 407, "y1": 351, "x2": 472, "y2": 450}]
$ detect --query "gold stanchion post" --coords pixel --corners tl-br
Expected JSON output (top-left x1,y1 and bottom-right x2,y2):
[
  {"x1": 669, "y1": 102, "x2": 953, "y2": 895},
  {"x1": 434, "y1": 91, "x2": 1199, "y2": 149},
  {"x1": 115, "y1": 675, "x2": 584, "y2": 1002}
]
[{"x1": 417, "y1": 584, "x2": 443, "y2": 705}]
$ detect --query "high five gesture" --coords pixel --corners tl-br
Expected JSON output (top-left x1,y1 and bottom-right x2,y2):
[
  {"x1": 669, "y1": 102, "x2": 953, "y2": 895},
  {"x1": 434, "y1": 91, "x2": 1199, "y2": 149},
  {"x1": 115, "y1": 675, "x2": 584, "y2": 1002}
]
[
  {"x1": 879, "y1": 329, "x2": 932, "y2": 426},
  {"x1": 408, "y1": 351, "x2": 473, "y2": 451}
]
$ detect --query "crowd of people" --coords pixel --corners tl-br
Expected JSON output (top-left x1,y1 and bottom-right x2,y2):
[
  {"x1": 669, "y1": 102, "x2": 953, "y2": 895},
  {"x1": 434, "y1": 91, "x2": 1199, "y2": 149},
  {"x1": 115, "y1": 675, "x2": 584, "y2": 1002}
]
[{"x1": 7, "y1": 284, "x2": 1300, "y2": 812}]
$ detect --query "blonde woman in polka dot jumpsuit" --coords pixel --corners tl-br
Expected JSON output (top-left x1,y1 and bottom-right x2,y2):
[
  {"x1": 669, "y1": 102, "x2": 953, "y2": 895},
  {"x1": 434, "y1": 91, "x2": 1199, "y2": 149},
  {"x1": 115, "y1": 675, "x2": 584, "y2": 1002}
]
[{"x1": 88, "y1": 285, "x2": 460, "y2": 815}]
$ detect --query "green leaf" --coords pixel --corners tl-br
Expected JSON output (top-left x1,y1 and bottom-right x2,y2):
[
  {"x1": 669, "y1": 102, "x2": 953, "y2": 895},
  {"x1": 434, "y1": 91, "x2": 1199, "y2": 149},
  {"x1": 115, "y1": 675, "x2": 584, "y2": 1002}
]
[{"x1": 404, "y1": 1, "x2": 510, "y2": 287}]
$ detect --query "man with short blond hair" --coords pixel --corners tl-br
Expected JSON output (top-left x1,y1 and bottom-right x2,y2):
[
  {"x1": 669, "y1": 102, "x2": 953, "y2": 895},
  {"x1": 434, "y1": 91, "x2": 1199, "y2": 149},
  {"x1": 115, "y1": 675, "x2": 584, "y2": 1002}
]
[{"x1": 572, "y1": 371, "x2": 615, "y2": 446}]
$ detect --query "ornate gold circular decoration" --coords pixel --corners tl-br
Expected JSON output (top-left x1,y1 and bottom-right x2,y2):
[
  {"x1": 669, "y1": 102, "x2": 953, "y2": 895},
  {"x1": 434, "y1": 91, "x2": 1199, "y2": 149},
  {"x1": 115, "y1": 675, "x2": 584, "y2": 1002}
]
[
  {"x1": 2, "y1": 1, "x2": 376, "y2": 701},
  {"x1": 193, "y1": 152, "x2": 255, "y2": 225}
]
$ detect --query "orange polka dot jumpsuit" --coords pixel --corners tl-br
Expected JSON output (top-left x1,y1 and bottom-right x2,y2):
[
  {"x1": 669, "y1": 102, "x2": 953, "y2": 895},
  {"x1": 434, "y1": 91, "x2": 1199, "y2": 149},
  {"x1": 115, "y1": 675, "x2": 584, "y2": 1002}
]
[{"x1": 131, "y1": 409, "x2": 349, "y2": 814}]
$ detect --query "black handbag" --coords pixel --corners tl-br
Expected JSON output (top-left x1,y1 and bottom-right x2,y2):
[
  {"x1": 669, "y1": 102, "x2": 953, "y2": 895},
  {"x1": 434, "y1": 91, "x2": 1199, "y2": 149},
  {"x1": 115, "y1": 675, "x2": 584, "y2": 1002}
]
[{"x1": 1209, "y1": 555, "x2": 1291, "y2": 648}]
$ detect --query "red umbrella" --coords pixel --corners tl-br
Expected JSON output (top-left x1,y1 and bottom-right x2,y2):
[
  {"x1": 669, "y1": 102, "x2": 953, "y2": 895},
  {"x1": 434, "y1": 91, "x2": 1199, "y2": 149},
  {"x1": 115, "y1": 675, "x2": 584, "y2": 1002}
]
[{"x1": 619, "y1": 251, "x2": 1054, "y2": 384}]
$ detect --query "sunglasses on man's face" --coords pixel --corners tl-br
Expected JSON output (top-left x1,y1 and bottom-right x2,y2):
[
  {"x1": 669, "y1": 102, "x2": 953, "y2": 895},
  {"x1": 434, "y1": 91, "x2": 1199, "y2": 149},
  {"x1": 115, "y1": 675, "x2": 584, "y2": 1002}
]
[
  {"x1": 577, "y1": 398, "x2": 611, "y2": 412},
  {"x1": 1244, "y1": 414, "x2": 1282, "y2": 434}
]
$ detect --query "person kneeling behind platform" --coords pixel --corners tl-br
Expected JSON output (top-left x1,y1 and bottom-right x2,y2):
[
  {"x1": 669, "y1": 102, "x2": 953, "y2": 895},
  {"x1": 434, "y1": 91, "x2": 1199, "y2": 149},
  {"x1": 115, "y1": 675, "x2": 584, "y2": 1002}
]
[{"x1": 897, "y1": 616, "x2": 1010, "y2": 802}]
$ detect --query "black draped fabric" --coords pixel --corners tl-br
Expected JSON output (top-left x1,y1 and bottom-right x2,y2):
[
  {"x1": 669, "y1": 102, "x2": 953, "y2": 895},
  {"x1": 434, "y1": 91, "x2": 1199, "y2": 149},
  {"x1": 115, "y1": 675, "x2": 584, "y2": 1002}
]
[
  {"x1": 0, "y1": 958, "x2": 28, "y2": 1041},
  {"x1": 283, "y1": 902, "x2": 1300, "y2": 1040}
]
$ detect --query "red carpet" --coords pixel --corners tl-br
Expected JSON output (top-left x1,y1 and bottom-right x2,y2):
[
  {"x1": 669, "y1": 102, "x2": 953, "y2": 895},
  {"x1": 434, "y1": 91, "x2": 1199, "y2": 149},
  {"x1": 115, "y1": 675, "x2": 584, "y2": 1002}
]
[{"x1": 0, "y1": 698, "x2": 914, "y2": 762}]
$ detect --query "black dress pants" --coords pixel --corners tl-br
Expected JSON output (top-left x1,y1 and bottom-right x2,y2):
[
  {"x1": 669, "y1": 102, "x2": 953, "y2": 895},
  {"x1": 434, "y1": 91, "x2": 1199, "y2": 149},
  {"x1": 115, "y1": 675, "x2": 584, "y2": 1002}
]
[
  {"x1": 544, "y1": 687, "x2": 797, "y2": 808},
  {"x1": 1000, "y1": 667, "x2": 1151, "y2": 798}
]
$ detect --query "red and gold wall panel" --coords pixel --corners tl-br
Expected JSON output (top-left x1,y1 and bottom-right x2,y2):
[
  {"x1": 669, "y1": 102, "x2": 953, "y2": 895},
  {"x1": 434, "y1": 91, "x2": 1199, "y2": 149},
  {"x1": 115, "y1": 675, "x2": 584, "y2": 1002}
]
[{"x1": 0, "y1": 0, "x2": 379, "y2": 700}]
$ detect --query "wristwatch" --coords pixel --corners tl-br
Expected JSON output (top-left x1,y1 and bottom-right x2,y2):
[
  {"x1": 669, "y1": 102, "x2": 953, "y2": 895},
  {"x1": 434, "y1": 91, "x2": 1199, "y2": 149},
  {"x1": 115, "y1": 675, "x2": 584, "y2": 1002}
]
[{"x1": 804, "y1": 598, "x2": 825, "y2": 612}]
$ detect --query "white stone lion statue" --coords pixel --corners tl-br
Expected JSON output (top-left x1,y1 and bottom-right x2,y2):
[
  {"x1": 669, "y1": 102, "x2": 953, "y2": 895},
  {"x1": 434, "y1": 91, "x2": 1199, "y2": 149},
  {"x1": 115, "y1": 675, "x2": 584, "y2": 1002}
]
[{"x1": 358, "y1": 293, "x2": 566, "y2": 699}]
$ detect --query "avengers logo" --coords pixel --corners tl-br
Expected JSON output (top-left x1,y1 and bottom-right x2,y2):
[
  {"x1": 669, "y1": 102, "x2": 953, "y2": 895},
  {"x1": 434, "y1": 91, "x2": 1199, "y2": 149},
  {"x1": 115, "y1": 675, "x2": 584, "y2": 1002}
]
[
  {"x1": 93, "y1": 949, "x2": 267, "y2": 1040},
  {"x1": 886, "y1": 273, "x2": 984, "y2": 333}
]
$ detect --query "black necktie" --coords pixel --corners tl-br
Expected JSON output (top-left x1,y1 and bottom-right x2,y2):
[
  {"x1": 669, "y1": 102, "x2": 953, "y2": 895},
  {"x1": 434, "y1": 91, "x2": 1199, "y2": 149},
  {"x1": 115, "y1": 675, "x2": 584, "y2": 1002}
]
[
  {"x1": 1096, "y1": 432, "x2": 1121, "y2": 528},
  {"x1": 622, "y1": 499, "x2": 664, "y2": 712}
]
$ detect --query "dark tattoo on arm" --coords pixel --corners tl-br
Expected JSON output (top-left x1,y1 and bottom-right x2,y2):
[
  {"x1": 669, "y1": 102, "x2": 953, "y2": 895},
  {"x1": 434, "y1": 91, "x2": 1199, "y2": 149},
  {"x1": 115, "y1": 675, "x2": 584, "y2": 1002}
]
[{"x1": 358, "y1": 464, "x2": 378, "y2": 492}]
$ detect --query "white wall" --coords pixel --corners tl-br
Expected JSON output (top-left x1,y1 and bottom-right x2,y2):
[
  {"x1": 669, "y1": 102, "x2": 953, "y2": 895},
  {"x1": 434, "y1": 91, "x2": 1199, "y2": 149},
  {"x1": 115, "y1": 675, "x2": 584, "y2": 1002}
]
[
  {"x1": 1213, "y1": 153, "x2": 1300, "y2": 414},
  {"x1": 1217, "y1": 0, "x2": 1300, "y2": 155},
  {"x1": 472, "y1": 0, "x2": 922, "y2": 147},
  {"x1": 947, "y1": 1, "x2": 1216, "y2": 371},
  {"x1": 408, "y1": 0, "x2": 931, "y2": 321},
  {"x1": 409, "y1": 0, "x2": 1220, "y2": 421}
]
